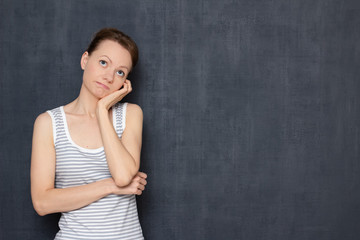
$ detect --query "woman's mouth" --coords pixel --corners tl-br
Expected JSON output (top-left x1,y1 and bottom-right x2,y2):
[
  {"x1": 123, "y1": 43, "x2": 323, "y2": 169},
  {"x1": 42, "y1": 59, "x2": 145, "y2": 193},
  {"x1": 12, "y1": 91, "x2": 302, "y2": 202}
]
[{"x1": 96, "y1": 81, "x2": 110, "y2": 90}]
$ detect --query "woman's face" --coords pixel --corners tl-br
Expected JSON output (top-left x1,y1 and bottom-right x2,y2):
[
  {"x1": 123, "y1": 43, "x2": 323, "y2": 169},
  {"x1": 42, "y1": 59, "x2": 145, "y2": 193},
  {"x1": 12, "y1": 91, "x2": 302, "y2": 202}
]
[{"x1": 80, "y1": 39, "x2": 133, "y2": 99}]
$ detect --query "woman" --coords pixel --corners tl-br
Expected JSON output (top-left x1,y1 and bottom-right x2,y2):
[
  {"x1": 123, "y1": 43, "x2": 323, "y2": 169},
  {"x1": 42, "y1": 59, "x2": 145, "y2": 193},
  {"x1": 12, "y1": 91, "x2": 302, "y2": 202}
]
[{"x1": 30, "y1": 28, "x2": 147, "y2": 239}]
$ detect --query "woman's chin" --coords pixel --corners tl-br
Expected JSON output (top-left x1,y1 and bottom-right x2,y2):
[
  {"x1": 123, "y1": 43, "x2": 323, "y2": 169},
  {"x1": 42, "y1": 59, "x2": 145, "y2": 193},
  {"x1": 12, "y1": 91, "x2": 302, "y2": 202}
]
[{"x1": 93, "y1": 88, "x2": 109, "y2": 98}]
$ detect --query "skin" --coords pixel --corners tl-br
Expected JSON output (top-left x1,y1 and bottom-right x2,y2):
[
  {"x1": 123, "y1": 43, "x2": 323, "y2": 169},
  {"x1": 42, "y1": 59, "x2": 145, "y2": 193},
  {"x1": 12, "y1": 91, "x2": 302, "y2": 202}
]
[{"x1": 30, "y1": 39, "x2": 147, "y2": 216}]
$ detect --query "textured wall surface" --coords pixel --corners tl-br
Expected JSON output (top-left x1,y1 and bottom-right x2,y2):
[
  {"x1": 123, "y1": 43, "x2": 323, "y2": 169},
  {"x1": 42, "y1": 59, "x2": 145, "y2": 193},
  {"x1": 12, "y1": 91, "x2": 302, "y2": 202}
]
[{"x1": 1, "y1": 0, "x2": 360, "y2": 239}]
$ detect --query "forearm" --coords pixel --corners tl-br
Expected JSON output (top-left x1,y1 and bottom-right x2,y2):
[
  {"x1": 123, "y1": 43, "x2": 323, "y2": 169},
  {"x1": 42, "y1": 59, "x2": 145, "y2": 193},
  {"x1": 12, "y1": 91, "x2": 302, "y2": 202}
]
[
  {"x1": 98, "y1": 110, "x2": 138, "y2": 185},
  {"x1": 97, "y1": 107, "x2": 138, "y2": 186},
  {"x1": 32, "y1": 178, "x2": 113, "y2": 216}
]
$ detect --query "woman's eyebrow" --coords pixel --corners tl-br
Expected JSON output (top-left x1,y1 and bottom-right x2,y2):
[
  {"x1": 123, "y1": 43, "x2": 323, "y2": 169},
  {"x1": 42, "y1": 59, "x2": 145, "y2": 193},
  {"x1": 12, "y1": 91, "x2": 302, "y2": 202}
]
[
  {"x1": 119, "y1": 65, "x2": 129, "y2": 71},
  {"x1": 100, "y1": 55, "x2": 129, "y2": 71},
  {"x1": 100, "y1": 55, "x2": 112, "y2": 63}
]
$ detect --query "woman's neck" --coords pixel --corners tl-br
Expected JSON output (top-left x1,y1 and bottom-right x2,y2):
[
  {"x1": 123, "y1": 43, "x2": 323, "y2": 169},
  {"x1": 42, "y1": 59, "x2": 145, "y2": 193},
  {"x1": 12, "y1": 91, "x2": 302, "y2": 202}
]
[{"x1": 67, "y1": 83, "x2": 100, "y2": 118}]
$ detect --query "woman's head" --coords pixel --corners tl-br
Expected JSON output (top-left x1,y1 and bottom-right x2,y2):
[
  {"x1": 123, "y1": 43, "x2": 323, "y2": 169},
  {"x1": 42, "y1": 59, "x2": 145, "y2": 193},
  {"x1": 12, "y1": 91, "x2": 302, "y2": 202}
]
[
  {"x1": 86, "y1": 28, "x2": 138, "y2": 71},
  {"x1": 80, "y1": 28, "x2": 137, "y2": 99}
]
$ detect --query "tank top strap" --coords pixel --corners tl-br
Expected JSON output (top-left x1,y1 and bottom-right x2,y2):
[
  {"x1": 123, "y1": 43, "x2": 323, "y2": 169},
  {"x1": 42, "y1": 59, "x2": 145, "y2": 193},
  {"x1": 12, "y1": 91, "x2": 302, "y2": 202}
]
[
  {"x1": 46, "y1": 106, "x2": 65, "y2": 147},
  {"x1": 113, "y1": 101, "x2": 128, "y2": 139}
]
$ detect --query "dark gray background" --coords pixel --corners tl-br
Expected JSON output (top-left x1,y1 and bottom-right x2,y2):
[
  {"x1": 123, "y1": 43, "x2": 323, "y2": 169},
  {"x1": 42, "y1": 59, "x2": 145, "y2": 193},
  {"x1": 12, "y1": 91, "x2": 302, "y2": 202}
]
[{"x1": 1, "y1": 0, "x2": 359, "y2": 239}]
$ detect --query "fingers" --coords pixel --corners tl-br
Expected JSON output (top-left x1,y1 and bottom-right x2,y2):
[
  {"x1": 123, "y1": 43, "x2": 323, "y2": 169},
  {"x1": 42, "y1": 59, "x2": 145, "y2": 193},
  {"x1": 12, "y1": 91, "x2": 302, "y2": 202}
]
[
  {"x1": 133, "y1": 172, "x2": 147, "y2": 195},
  {"x1": 124, "y1": 79, "x2": 132, "y2": 93},
  {"x1": 137, "y1": 171, "x2": 147, "y2": 179},
  {"x1": 133, "y1": 176, "x2": 147, "y2": 186},
  {"x1": 132, "y1": 181, "x2": 145, "y2": 195},
  {"x1": 139, "y1": 178, "x2": 147, "y2": 186},
  {"x1": 134, "y1": 173, "x2": 147, "y2": 186},
  {"x1": 137, "y1": 183, "x2": 145, "y2": 191}
]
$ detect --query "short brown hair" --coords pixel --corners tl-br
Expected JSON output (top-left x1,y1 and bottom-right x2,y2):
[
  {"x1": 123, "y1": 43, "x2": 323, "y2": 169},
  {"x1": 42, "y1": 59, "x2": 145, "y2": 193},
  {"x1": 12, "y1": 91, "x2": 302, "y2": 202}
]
[{"x1": 86, "y1": 28, "x2": 139, "y2": 70}]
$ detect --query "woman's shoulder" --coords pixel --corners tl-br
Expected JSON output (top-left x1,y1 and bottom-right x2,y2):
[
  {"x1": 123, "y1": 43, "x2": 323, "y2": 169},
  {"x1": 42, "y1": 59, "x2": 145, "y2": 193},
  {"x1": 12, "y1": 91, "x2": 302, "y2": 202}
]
[
  {"x1": 124, "y1": 102, "x2": 143, "y2": 118},
  {"x1": 114, "y1": 102, "x2": 142, "y2": 115},
  {"x1": 33, "y1": 104, "x2": 62, "y2": 129},
  {"x1": 32, "y1": 111, "x2": 53, "y2": 142},
  {"x1": 121, "y1": 102, "x2": 143, "y2": 135},
  {"x1": 117, "y1": 102, "x2": 143, "y2": 129},
  {"x1": 125, "y1": 102, "x2": 142, "y2": 113},
  {"x1": 34, "y1": 110, "x2": 49, "y2": 121}
]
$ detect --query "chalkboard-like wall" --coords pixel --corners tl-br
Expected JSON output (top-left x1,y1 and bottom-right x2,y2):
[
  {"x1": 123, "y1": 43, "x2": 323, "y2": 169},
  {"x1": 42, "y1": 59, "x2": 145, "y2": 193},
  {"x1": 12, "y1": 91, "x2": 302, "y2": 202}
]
[{"x1": 1, "y1": 0, "x2": 359, "y2": 239}]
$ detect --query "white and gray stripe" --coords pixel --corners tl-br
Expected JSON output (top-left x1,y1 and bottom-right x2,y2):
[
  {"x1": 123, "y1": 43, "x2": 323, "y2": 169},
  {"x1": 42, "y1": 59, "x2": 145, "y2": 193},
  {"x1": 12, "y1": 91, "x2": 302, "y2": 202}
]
[{"x1": 47, "y1": 102, "x2": 144, "y2": 240}]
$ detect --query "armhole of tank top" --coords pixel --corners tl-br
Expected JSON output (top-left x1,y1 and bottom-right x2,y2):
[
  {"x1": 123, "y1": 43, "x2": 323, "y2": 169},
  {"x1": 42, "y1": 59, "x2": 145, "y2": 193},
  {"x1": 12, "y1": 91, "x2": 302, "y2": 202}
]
[
  {"x1": 120, "y1": 102, "x2": 128, "y2": 138},
  {"x1": 46, "y1": 110, "x2": 57, "y2": 146}
]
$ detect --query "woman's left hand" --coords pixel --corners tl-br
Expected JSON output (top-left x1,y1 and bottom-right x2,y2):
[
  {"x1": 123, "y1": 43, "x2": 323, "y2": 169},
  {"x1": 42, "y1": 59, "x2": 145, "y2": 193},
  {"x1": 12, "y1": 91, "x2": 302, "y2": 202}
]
[{"x1": 97, "y1": 79, "x2": 132, "y2": 112}]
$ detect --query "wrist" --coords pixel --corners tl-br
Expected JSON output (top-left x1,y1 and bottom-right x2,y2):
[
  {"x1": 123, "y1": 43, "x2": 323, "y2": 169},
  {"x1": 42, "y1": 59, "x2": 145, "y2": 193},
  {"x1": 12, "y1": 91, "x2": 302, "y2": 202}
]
[
  {"x1": 102, "y1": 178, "x2": 116, "y2": 195},
  {"x1": 96, "y1": 105, "x2": 108, "y2": 119}
]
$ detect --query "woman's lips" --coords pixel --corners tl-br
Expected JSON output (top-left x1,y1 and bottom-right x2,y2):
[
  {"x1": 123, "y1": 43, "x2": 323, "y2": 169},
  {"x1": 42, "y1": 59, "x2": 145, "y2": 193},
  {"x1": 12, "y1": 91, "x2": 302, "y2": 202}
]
[{"x1": 96, "y1": 81, "x2": 110, "y2": 90}]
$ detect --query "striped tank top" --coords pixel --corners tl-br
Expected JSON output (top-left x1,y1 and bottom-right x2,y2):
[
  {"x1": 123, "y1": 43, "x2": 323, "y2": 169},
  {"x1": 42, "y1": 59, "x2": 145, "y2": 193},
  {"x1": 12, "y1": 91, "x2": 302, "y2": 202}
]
[{"x1": 46, "y1": 102, "x2": 144, "y2": 240}]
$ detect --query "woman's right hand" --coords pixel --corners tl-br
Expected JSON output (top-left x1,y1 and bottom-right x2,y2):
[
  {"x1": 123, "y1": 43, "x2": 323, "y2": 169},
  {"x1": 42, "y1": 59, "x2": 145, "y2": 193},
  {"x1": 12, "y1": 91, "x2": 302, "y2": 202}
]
[{"x1": 109, "y1": 172, "x2": 147, "y2": 195}]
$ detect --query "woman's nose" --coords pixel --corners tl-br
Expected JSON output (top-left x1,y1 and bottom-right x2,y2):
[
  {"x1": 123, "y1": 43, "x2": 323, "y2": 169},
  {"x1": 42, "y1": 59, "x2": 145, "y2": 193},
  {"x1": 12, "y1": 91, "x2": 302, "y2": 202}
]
[{"x1": 103, "y1": 71, "x2": 114, "y2": 83}]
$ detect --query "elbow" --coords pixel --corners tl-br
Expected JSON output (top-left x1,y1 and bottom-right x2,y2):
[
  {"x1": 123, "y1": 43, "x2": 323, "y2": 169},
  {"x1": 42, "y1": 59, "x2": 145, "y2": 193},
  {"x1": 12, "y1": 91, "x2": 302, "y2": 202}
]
[
  {"x1": 32, "y1": 199, "x2": 50, "y2": 216},
  {"x1": 114, "y1": 170, "x2": 138, "y2": 187},
  {"x1": 114, "y1": 175, "x2": 133, "y2": 187},
  {"x1": 113, "y1": 164, "x2": 139, "y2": 187},
  {"x1": 36, "y1": 210, "x2": 47, "y2": 217}
]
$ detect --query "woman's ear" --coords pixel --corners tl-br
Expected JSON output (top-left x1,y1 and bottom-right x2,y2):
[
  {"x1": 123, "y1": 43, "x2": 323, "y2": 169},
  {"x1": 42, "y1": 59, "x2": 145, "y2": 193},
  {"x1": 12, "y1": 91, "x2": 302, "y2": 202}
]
[{"x1": 80, "y1": 51, "x2": 89, "y2": 70}]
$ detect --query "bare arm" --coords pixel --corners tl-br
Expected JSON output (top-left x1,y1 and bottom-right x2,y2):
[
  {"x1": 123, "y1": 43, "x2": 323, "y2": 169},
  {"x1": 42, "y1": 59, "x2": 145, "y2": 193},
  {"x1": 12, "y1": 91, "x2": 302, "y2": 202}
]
[
  {"x1": 96, "y1": 103, "x2": 143, "y2": 187},
  {"x1": 30, "y1": 112, "x2": 146, "y2": 216}
]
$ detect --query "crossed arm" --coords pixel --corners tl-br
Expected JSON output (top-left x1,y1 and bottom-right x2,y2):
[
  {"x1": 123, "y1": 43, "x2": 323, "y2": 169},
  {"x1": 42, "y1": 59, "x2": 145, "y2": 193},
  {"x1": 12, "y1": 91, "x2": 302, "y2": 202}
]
[{"x1": 30, "y1": 103, "x2": 146, "y2": 216}]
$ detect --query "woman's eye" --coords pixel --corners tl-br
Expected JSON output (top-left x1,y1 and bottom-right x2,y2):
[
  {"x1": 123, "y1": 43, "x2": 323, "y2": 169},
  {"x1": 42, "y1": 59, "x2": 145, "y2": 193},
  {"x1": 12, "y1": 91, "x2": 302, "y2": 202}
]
[
  {"x1": 99, "y1": 60, "x2": 107, "y2": 66},
  {"x1": 117, "y1": 70, "x2": 125, "y2": 77}
]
